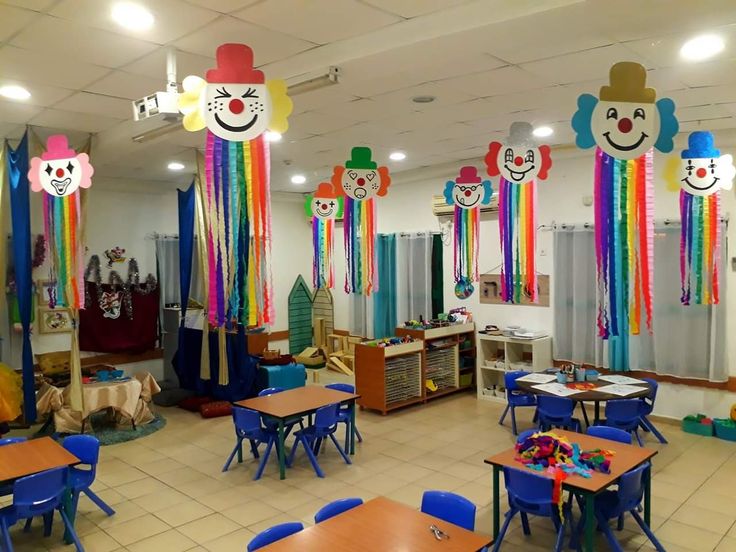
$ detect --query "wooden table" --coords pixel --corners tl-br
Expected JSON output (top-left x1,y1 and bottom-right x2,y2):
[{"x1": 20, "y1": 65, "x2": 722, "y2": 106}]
[
  {"x1": 258, "y1": 497, "x2": 491, "y2": 551},
  {"x1": 235, "y1": 386, "x2": 359, "y2": 480},
  {"x1": 0, "y1": 437, "x2": 79, "y2": 481},
  {"x1": 484, "y1": 429, "x2": 657, "y2": 552}
]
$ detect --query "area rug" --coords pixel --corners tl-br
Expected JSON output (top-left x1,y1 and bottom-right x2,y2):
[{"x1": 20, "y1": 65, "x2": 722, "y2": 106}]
[{"x1": 35, "y1": 412, "x2": 166, "y2": 446}]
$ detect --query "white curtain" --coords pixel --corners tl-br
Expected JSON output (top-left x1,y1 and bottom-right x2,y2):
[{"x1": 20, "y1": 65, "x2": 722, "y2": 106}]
[
  {"x1": 154, "y1": 236, "x2": 202, "y2": 308},
  {"x1": 349, "y1": 293, "x2": 373, "y2": 338},
  {"x1": 553, "y1": 223, "x2": 727, "y2": 381},
  {"x1": 396, "y1": 232, "x2": 433, "y2": 324}
]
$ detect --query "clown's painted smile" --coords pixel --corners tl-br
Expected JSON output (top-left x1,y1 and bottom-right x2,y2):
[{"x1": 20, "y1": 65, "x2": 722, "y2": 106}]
[
  {"x1": 214, "y1": 112, "x2": 259, "y2": 133},
  {"x1": 602, "y1": 130, "x2": 649, "y2": 152},
  {"x1": 51, "y1": 177, "x2": 72, "y2": 195},
  {"x1": 503, "y1": 164, "x2": 534, "y2": 182},
  {"x1": 681, "y1": 175, "x2": 719, "y2": 192}
]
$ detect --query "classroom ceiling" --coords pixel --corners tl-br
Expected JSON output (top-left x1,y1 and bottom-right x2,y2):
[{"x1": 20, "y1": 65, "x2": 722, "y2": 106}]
[{"x1": 2, "y1": 0, "x2": 736, "y2": 192}]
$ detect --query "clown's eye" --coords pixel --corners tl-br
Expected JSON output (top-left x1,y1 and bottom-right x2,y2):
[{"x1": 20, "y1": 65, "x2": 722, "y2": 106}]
[
  {"x1": 709, "y1": 160, "x2": 717, "y2": 172},
  {"x1": 329, "y1": 201, "x2": 335, "y2": 207},
  {"x1": 214, "y1": 87, "x2": 231, "y2": 99},
  {"x1": 347, "y1": 170, "x2": 358, "y2": 180},
  {"x1": 315, "y1": 200, "x2": 321, "y2": 206},
  {"x1": 606, "y1": 107, "x2": 618, "y2": 120},
  {"x1": 241, "y1": 88, "x2": 258, "y2": 99},
  {"x1": 633, "y1": 107, "x2": 645, "y2": 120},
  {"x1": 525, "y1": 150, "x2": 534, "y2": 164},
  {"x1": 686, "y1": 162, "x2": 694, "y2": 175},
  {"x1": 44, "y1": 164, "x2": 53, "y2": 176},
  {"x1": 66, "y1": 162, "x2": 74, "y2": 174},
  {"x1": 504, "y1": 148, "x2": 513, "y2": 163}
]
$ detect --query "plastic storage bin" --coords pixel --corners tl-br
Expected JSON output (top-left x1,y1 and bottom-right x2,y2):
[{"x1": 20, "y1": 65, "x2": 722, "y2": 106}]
[
  {"x1": 459, "y1": 373, "x2": 473, "y2": 387},
  {"x1": 713, "y1": 419, "x2": 736, "y2": 442},
  {"x1": 681, "y1": 414, "x2": 714, "y2": 437}
]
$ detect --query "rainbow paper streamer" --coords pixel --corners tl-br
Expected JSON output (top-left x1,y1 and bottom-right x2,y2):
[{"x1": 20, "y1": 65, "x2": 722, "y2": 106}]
[
  {"x1": 453, "y1": 206, "x2": 479, "y2": 286},
  {"x1": 680, "y1": 191, "x2": 720, "y2": 305},
  {"x1": 204, "y1": 132, "x2": 274, "y2": 327},
  {"x1": 312, "y1": 216, "x2": 334, "y2": 289},
  {"x1": 344, "y1": 197, "x2": 377, "y2": 295},
  {"x1": 498, "y1": 178, "x2": 538, "y2": 303},
  {"x1": 43, "y1": 192, "x2": 85, "y2": 310},
  {"x1": 594, "y1": 148, "x2": 654, "y2": 339}
]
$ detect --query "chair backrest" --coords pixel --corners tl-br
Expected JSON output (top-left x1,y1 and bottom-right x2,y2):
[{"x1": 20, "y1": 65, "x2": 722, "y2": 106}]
[
  {"x1": 259, "y1": 387, "x2": 285, "y2": 397},
  {"x1": 516, "y1": 429, "x2": 538, "y2": 444},
  {"x1": 12, "y1": 467, "x2": 67, "y2": 519},
  {"x1": 420, "y1": 490, "x2": 476, "y2": 531},
  {"x1": 247, "y1": 521, "x2": 304, "y2": 551},
  {"x1": 0, "y1": 437, "x2": 27, "y2": 446},
  {"x1": 604, "y1": 399, "x2": 641, "y2": 423},
  {"x1": 503, "y1": 467, "x2": 555, "y2": 516},
  {"x1": 325, "y1": 383, "x2": 355, "y2": 394},
  {"x1": 614, "y1": 462, "x2": 649, "y2": 515},
  {"x1": 587, "y1": 426, "x2": 632, "y2": 444},
  {"x1": 537, "y1": 395, "x2": 574, "y2": 419},
  {"x1": 232, "y1": 406, "x2": 263, "y2": 434},
  {"x1": 504, "y1": 371, "x2": 528, "y2": 394},
  {"x1": 63, "y1": 435, "x2": 100, "y2": 466},
  {"x1": 314, "y1": 497, "x2": 363, "y2": 523},
  {"x1": 314, "y1": 403, "x2": 340, "y2": 429},
  {"x1": 640, "y1": 378, "x2": 658, "y2": 413}
]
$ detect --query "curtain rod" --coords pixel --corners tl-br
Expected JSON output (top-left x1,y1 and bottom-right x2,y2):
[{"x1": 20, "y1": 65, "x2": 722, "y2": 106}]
[{"x1": 541, "y1": 216, "x2": 729, "y2": 231}]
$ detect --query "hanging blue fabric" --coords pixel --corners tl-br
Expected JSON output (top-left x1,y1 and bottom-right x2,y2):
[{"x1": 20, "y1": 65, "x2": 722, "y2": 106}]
[
  {"x1": 7, "y1": 132, "x2": 36, "y2": 423},
  {"x1": 372, "y1": 234, "x2": 397, "y2": 338}
]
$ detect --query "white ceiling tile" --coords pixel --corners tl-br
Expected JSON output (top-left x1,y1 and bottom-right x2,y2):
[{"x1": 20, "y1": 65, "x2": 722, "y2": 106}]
[
  {"x1": 289, "y1": 84, "x2": 359, "y2": 115},
  {"x1": 669, "y1": 85, "x2": 736, "y2": 108},
  {"x1": 642, "y1": 68, "x2": 688, "y2": 95},
  {"x1": 29, "y1": 108, "x2": 124, "y2": 134},
  {"x1": 11, "y1": 16, "x2": 158, "y2": 69},
  {"x1": 0, "y1": 4, "x2": 39, "y2": 42},
  {"x1": 53, "y1": 92, "x2": 134, "y2": 119},
  {"x1": 122, "y1": 48, "x2": 214, "y2": 81},
  {"x1": 666, "y1": 59, "x2": 736, "y2": 88},
  {"x1": 173, "y1": 16, "x2": 316, "y2": 66},
  {"x1": 85, "y1": 71, "x2": 170, "y2": 101},
  {"x1": 235, "y1": 0, "x2": 401, "y2": 44},
  {"x1": 676, "y1": 104, "x2": 732, "y2": 123},
  {"x1": 2, "y1": 0, "x2": 56, "y2": 10},
  {"x1": 679, "y1": 117, "x2": 735, "y2": 132},
  {"x1": 0, "y1": 45, "x2": 109, "y2": 89},
  {"x1": 5, "y1": 83, "x2": 75, "y2": 108},
  {"x1": 440, "y1": 66, "x2": 553, "y2": 99},
  {"x1": 50, "y1": 0, "x2": 220, "y2": 45},
  {"x1": 289, "y1": 111, "x2": 360, "y2": 135},
  {"x1": 183, "y1": 0, "x2": 261, "y2": 13},
  {"x1": 0, "y1": 100, "x2": 43, "y2": 125},
  {"x1": 0, "y1": 123, "x2": 24, "y2": 140},
  {"x1": 521, "y1": 44, "x2": 653, "y2": 86},
  {"x1": 361, "y1": 0, "x2": 469, "y2": 18}
]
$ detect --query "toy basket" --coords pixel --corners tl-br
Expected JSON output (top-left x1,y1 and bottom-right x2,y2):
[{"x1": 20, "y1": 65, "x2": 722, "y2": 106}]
[
  {"x1": 681, "y1": 414, "x2": 714, "y2": 437},
  {"x1": 459, "y1": 373, "x2": 473, "y2": 387},
  {"x1": 713, "y1": 419, "x2": 736, "y2": 442}
]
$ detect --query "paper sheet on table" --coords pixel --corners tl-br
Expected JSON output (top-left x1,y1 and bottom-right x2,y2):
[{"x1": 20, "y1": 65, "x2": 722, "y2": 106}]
[
  {"x1": 594, "y1": 384, "x2": 647, "y2": 397},
  {"x1": 531, "y1": 383, "x2": 583, "y2": 396},
  {"x1": 598, "y1": 374, "x2": 646, "y2": 385},
  {"x1": 516, "y1": 373, "x2": 557, "y2": 384}
]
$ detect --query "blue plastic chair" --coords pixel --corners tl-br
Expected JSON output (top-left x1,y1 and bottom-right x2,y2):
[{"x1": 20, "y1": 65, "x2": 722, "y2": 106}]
[
  {"x1": 421, "y1": 491, "x2": 476, "y2": 531},
  {"x1": 0, "y1": 467, "x2": 83, "y2": 552},
  {"x1": 498, "y1": 371, "x2": 537, "y2": 435},
  {"x1": 0, "y1": 438, "x2": 27, "y2": 497},
  {"x1": 638, "y1": 379, "x2": 667, "y2": 444},
  {"x1": 247, "y1": 521, "x2": 304, "y2": 551},
  {"x1": 222, "y1": 407, "x2": 278, "y2": 480},
  {"x1": 325, "y1": 383, "x2": 362, "y2": 451},
  {"x1": 258, "y1": 387, "x2": 305, "y2": 435},
  {"x1": 537, "y1": 396, "x2": 581, "y2": 432},
  {"x1": 602, "y1": 399, "x2": 643, "y2": 446},
  {"x1": 492, "y1": 467, "x2": 578, "y2": 552},
  {"x1": 287, "y1": 403, "x2": 351, "y2": 478},
  {"x1": 314, "y1": 497, "x2": 363, "y2": 523},
  {"x1": 586, "y1": 426, "x2": 632, "y2": 444},
  {"x1": 574, "y1": 463, "x2": 664, "y2": 552}
]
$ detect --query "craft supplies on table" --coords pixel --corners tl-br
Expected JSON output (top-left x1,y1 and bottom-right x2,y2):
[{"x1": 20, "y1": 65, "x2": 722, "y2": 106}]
[
  {"x1": 594, "y1": 384, "x2": 648, "y2": 397},
  {"x1": 515, "y1": 373, "x2": 556, "y2": 384},
  {"x1": 531, "y1": 382, "x2": 584, "y2": 397}
]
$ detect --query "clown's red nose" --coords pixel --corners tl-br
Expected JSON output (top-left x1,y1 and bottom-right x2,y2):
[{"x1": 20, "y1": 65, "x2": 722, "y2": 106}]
[
  {"x1": 464, "y1": 190, "x2": 472, "y2": 197},
  {"x1": 514, "y1": 156, "x2": 523, "y2": 166},
  {"x1": 55, "y1": 168, "x2": 64, "y2": 178},
  {"x1": 357, "y1": 178, "x2": 365, "y2": 186},
  {"x1": 618, "y1": 118, "x2": 633, "y2": 133},
  {"x1": 320, "y1": 203, "x2": 328, "y2": 210},
  {"x1": 229, "y1": 99, "x2": 244, "y2": 114},
  {"x1": 696, "y1": 168, "x2": 707, "y2": 178}
]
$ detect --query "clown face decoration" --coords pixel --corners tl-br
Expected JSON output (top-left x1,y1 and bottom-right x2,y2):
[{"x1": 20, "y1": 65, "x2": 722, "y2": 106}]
[
  {"x1": 305, "y1": 182, "x2": 343, "y2": 219},
  {"x1": 179, "y1": 43, "x2": 292, "y2": 142},
  {"x1": 28, "y1": 135, "x2": 94, "y2": 197},
  {"x1": 100, "y1": 291, "x2": 122, "y2": 320},
  {"x1": 443, "y1": 166, "x2": 492, "y2": 209},
  {"x1": 332, "y1": 147, "x2": 391, "y2": 202},
  {"x1": 677, "y1": 131, "x2": 735, "y2": 197},
  {"x1": 572, "y1": 62, "x2": 679, "y2": 160},
  {"x1": 485, "y1": 122, "x2": 552, "y2": 184}
]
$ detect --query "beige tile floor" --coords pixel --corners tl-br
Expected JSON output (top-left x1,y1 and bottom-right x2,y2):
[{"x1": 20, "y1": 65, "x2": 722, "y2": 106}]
[{"x1": 3, "y1": 386, "x2": 736, "y2": 552}]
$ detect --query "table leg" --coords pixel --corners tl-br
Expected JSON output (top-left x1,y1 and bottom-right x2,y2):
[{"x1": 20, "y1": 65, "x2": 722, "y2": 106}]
[
  {"x1": 277, "y1": 419, "x2": 286, "y2": 480},
  {"x1": 644, "y1": 464, "x2": 651, "y2": 526},
  {"x1": 62, "y1": 487, "x2": 75, "y2": 545},
  {"x1": 492, "y1": 465, "x2": 500, "y2": 541},
  {"x1": 584, "y1": 491, "x2": 595, "y2": 552},
  {"x1": 594, "y1": 402, "x2": 601, "y2": 424},
  {"x1": 349, "y1": 400, "x2": 356, "y2": 455}
]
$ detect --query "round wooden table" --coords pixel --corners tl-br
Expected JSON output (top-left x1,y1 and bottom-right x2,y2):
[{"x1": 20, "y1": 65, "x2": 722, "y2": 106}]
[{"x1": 515, "y1": 378, "x2": 651, "y2": 424}]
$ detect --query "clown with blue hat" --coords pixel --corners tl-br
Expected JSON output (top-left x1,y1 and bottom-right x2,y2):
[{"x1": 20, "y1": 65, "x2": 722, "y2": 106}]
[{"x1": 677, "y1": 130, "x2": 734, "y2": 197}]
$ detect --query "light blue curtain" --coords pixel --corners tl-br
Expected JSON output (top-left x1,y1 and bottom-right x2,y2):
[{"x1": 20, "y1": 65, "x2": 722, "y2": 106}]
[{"x1": 373, "y1": 234, "x2": 396, "y2": 338}]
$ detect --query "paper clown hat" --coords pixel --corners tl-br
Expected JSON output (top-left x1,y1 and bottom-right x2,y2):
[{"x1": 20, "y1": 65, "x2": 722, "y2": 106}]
[
  {"x1": 332, "y1": 147, "x2": 391, "y2": 201},
  {"x1": 571, "y1": 61, "x2": 679, "y2": 160},
  {"x1": 485, "y1": 122, "x2": 552, "y2": 184},
  {"x1": 28, "y1": 135, "x2": 94, "y2": 197},
  {"x1": 304, "y1": 182, "x2": 344, "y2": 219},
  {"x1": 178, "y1": 43, "x2": 293, "y2": 142},
  {"x1": 664, "y1": 131, "x2": 735, "y2": 197},
  {"x1": 443, "y1": 166, "x2": 493, "y2": 210}
]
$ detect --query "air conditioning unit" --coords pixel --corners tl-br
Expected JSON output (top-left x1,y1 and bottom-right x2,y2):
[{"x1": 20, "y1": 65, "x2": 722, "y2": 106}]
[{"x1": 431, "y1": 194, "x2": 499, "y2": 216}]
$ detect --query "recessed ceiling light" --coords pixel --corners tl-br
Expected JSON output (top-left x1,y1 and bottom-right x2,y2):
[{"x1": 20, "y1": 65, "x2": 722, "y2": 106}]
[
  {"x1": 680, "y1": 34, "x2": 724, "y2": 61},
  {"x1": 291, "y1": 174, "x2": 306, "y2": 185},
  {"x1": 112, "y1": 2, "x2": 154, "y2": 31},
  {"x1": 265, "y1": 131, "x2": 282, "y2": 142},
  {"x1": 0, "y1": 85, "x2": 30, "y2": 101},
  {"x1": 532, "y1": 126, "x2": 553, "y2": 138},
  {"x1": 167, "y1": 161, "x2": 185, "y2": 171},
  {"x1": 412, "y1": 95, "x2": 436, "y2": 104},
  {"x1": 389, "y1": 151, "x2": 406, "y2": 161}
]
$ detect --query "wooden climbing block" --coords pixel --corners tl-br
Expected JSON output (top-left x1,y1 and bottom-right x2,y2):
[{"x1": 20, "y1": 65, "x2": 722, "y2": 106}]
[{"x1": 330, "y1": 357, "x2": 353, "y2": 376}]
